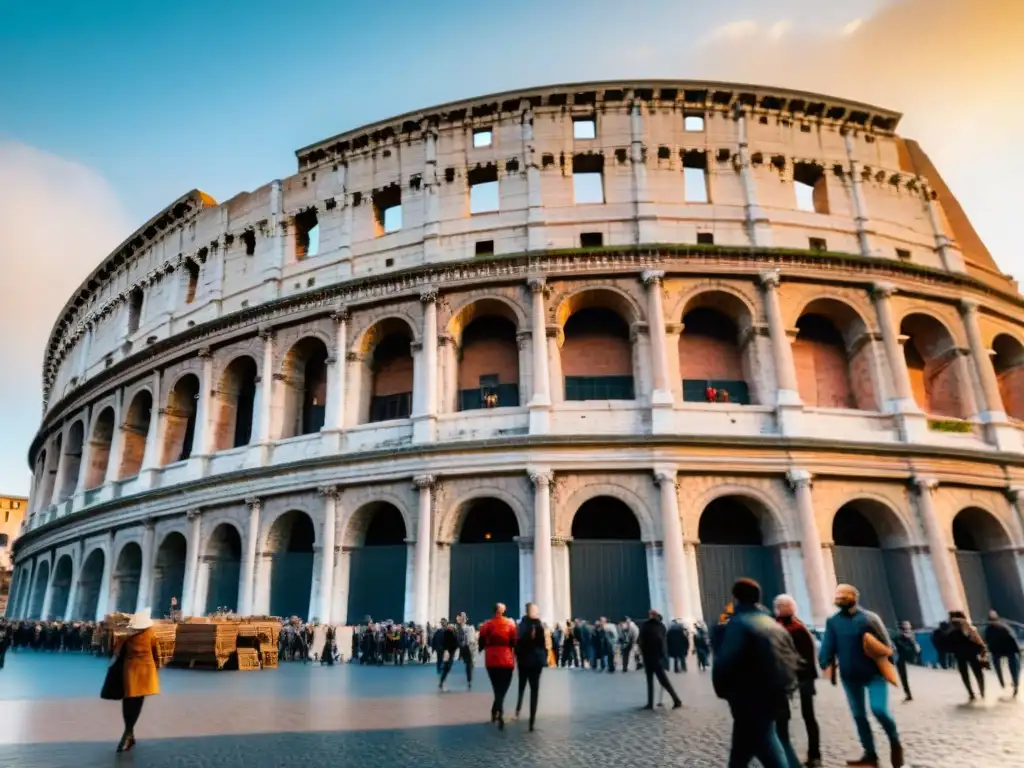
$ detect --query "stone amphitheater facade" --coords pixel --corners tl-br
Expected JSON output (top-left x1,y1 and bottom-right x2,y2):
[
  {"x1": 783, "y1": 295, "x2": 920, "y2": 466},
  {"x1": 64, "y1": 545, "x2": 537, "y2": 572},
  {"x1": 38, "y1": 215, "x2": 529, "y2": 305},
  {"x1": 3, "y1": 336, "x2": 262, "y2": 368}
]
[{"x1": 9, "y1": 80, "x2": 1024, "y2": 631}]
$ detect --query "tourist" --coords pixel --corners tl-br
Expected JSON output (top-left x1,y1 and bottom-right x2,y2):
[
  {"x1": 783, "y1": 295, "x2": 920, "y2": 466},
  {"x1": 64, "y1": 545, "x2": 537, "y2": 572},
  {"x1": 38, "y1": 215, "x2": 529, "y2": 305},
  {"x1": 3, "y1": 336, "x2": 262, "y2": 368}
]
[
  {"x1": 620, "y1": 617, "x2": 639, "y2": 671},
  {"x1": 455, "y1": 612, "x2": 476, "y2": 690},
  {"x1": 431, "y1": 620, "x2": 447, "y2": 673},
  {"x1": 0, "y1": 620, "x2": 10, "y2": 669},
  {"x1": 667, "y1": 618, "x2": 688, "y2": 672},
  {"x1": 560, "y1": 620, "x2": 578, "y2": 667},
  {"x1": 478, "y1": 602, "x2": 517, "y2": 729},
  {"x1": 712, "y1": 579, "x2": 798, "y2": 768},
  {"x1": 892, "y1": 622, "x2": 920, "y2": 702},
  {"x1": 945, "y1": 610, "x2": 988, "y2": 702},
  {"x1": 984, "y1": 610, "x2": 1020, "y2": 698},
  {"x1": 773, "y1": 594, "x2": 821, "y2": 768},
  {"x1": 514, "y1": 602, "x2": 547, "y2": 731},
  {"x1": 320, "y1": 625, "x2": 335, "y2": 666},
  {"x1": 638, "y1": 609, "x2": 682, "y2": 710},
  {"x1": 113, "y1": 608, "x2": 161, "y2": 754},
  {"x1": 693, "y1": 621, "x2": 710, "y2": 671},
  {"x1": 819, "y1": 584, "x2": 903, "y2": 768},
  {"x1": 437, "y1": 618, "x2": 459, "y2": 691}
]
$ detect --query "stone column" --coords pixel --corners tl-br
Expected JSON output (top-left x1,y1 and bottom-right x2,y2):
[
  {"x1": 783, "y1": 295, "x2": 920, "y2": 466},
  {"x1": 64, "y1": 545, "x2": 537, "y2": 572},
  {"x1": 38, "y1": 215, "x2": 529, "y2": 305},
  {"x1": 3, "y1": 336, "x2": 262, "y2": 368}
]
[
  {"x1": 40, "y1": 555, "x2": 55, "y2": 620},
  {"x1": 412, "y1": 290, "x2": 438, "y2": 443},
  {"x1": 522, "y1": 105, "x2": 545, "y2": 251},
  {"x1": 643, "y1": 271, "x2": 674, "y2": 410},
  {"x1": 844, "y1": 131, "x2": 875, "y2": 258},
  {"x1": 323, "y1": 309, "x2": 348, "y2": 437},
  {"x1": 759, "y1": 271, "x2": 800, "y2": 406},
  {"x1": 64, "y1": 542, "x2": 84, "y2": 621},
  {"x1": 959, "y1": 298, "x2": 1016, "y2": 449},
  {"x1": 49, "y1": 427, "x2": 68, "y2": 507},
  {"x1": 135, "y1": 520, "x2": 156, "y2": 612},
  {"x1": 1002, "y1": 488, "x2": 1024, "y2": 598},
  {"x1": 786, "y1": 469, "x2": 831, "y2": 627},
  {"x1": 422, "y1": 126, "x2": 441, "y2": 262},
  {"x1": 191, "y1": 347, "x2": 214, "y2": 461},
  {"x1": 529, "y1": 469, "x2": 555, "y2": 626},
  {"x1": 872, "y1": 282, "x2": 916, "y2": 413},
  {"x1": 139, "y1": 371, "x2": 164, "y2": 487},
  {"x1": 645, "y1": 542, "x2": 666, "y2": 617},
  {"x1": 733, "y1": 105, "x2": 771, "y2": 247},
  {"x1": 261, "y1": 179, "x2": 285, "y2": 301},
  {"x1": 631, "y1": 100, "x2": 656, "y2": 244},
  {"x1": 683, "y1": 541, "x2": 704, "y2": 623},
  {"x1": 181, "y1": 510, "x2": 202, "y2": 616},
  {"x1": 239, "y1": 497, "x2": 261, "y2": 616},
  {"x1": 95, "y1": 531, "x2": 114, "y2": 620},
  {"x1": 253, "y1": 328, "x2": 275, "y2": 463},
  {"x1": 923, "y1": 187, "x2": 966, "y2": 273},
  {"x1": 528, "y1": 277, "x2": 552, "y2": 433},
  {"x1": 103, "y1": 389, "x2": 125, "y2": 488},
  {"x1": 73, "y1": 406, "x2": 94, "y2": 500},
  {"x1": 654, "y1": 468, "x2": 690, "y2": 622},
  {"x1": 318, "y1": 485, "x2": 340, "y2": 624},
  {"x1": 332, "y1": 547, "x2": 352, "y2": 626},
  {"x1": 518, "y1": 538, "x2": 534, "y2": 611},
  {"x1": 912, "y1": 478, "x2": 961, "y2": 614},
  {"x1": 552, "y1": 537, "x2": 572, "y2": 625},
  {"x1": 412, "y1": 475, "x2": 435, "y2": 625}
]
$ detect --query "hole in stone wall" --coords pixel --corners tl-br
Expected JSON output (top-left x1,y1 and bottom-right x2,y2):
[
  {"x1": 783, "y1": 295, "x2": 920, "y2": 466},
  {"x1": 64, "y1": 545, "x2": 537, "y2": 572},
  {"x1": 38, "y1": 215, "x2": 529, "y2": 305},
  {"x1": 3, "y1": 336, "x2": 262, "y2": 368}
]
[
  {"x1": 241, "y1": 230, "x2": 256, "y2": 256},
  {"x1": 573, "y1": 117, "x2": 596, "y2": 140},
  {"x1": 373, "y1": 186, "x2": 402, "y2": 235},
  {"x1": 294, "y1": 209, "x2": 319, "y2": 260},
  {"x1": 468, "y1": 164, "x2": 499, "y2": 213},
  {"x1": 572, "y1": 154, "x2": 604, "y2": 204}
]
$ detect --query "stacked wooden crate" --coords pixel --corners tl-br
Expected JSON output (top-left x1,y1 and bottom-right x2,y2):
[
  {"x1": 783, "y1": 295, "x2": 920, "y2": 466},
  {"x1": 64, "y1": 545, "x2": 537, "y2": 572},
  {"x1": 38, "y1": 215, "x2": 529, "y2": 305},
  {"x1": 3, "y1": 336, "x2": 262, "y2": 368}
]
[
  {"x1": 171, "y1": 619, "x2": 240, "y2": 669},
  {"x1": 152, "y1": 621, "x2": 178, "y2": 666},
  {"x1": 238, "y1": 620, "x2": 281, "y2": 669}
]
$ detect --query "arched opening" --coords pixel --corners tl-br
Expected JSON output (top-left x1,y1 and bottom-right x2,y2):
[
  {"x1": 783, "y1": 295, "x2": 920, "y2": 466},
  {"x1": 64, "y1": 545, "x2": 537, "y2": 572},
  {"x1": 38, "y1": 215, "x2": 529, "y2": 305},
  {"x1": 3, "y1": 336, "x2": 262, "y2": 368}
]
[
  {"x1": 953, "y1": 507, "x2": 1024, "y2": 622},
  {"x1": 162, "y1": 374, "x2": 200, "y2": 464},
  {"x1": 992, "y1": 334, "x2": 1024, "y2": 421},
  {"x1": 34, "y1": 448, "x2": 50, "y2": 512},
  {"x1": 831, "y1": 501, "x2": 920, "y2": 627},
  {"x1": 48, "y1": 554, "x2": 74, "y2": 620},
  {"x1": 29, "y1": 560, "x2": 50, "y2": 619},
  {"x1": 204, "y1": 523, "x2": 242, "y2": 614},
  {"x1": 457, "y1": 313, "x2": 520, "y2": 410},
  {"x1": 74, "y1": 549, "x2": 105, "y2": 621},
  {"x1": 570, "y1": 497, "x2": 648, "y2": 620},
  {"x1": 267, "y1": 511, "x2": 315, "y2": 620},
  {"x1": 58, "y1": 421, "x2": 85, "y2": 501},
  {"x1": 794, "y1": 300, "x2": 877, "y2": 411},
  {"x1": 679, "y1": 293, "x2": 753, "y2": 404},
  {"x1": 696, "y1": 496, "x2": 783, "y2": 618},
  {"x1": 85, "y1": 407, "x2": 115, "y2": 489},
  {"x1": 43, "y1": 436, "x2": 61, "y2": 504},
  {"x1": 900, "y1": 314, "x2": 969, "y2": 419},
  {"x1": 118, "y1": 390, "x2": 152, "y2": 479},
  {"x1": 281, "y1": 338, "x2": 329, "y2": 438},
  {"x1": 112, "y1": 543, "x2": 142, "y2": 614},
  {"x1": 346, "y1": 503, "x2": 408, "y2": 623},
  {"x1": 364, "y1": 320, "x2": 415, "y2": 423},
  {"x1": 562, "y1": 307, "x2": 635, "y2": 401},
  {"x1": 151, "y1": 532, "x2": 187, "y2": 619},
  {"x1": 450, "y1": 499, "x2": 520, "y2": 624},
  {"x1": 213, "y1": 357, "x2": 258, "y2": 451}
]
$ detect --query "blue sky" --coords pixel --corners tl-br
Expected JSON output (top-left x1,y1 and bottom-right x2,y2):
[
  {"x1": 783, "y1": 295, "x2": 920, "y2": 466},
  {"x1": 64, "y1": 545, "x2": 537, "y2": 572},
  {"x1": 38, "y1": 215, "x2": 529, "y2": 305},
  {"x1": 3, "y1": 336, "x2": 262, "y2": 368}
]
[{"x1": 0, "y1": 0, "x2": 1019, "y2": 495}]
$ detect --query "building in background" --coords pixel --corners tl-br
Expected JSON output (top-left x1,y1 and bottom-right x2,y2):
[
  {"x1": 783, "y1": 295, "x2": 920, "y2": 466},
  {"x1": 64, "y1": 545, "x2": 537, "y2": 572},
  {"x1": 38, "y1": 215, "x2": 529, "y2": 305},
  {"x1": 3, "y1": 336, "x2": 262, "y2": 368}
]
[{"x1": 1, "y1": 495, "x2": 28, "y2": 615}]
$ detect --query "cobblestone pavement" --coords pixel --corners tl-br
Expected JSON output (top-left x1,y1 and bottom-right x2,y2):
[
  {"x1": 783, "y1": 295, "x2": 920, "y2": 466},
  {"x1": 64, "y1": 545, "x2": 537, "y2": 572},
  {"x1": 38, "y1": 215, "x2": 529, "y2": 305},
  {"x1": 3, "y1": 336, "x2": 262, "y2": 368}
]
[{"x1": 0, "y1": 652, "x2": 1020, "y2": 767}]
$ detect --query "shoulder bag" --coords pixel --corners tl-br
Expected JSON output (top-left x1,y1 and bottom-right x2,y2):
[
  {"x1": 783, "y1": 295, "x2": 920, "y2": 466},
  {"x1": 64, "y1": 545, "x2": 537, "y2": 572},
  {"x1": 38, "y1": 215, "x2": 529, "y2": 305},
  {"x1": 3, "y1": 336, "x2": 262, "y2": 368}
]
[{"x1": 100, "y1": 643, "x2": 127, "y2": 701}]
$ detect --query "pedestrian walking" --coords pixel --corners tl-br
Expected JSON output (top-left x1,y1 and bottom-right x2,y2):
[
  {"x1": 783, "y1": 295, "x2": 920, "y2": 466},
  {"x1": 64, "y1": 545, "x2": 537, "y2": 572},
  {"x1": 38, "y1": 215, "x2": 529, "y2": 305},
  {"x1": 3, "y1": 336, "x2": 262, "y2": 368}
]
[
  {"x1": 638, "y1": 609, "x2": 682, "y2": 710},
  {"x1": 773, "y1": 594, "x2": 821, "y2": 768},
  {"x1": 454, "y1": 612, "x2": 476, "y2": 690},
  {"x1": 944, "y1": 611, "x2": 987, "y2": 702},
  {"x1": 320, "y1": 625, "x2": 335, "y2": 666},
  {"x1": 892, "y1": 622, "x2": 919, "y2": 702},
  {"x1": 437, "y1": 619, "x2": 459, "y2": 692},
  {"x1": 479, "y1": 602, "x2": 518, "y2": 729},
  {"x1": 110, "y1": 608, "x2": 161, "y2": 754},
  {"x1": 984, "y1": 610, "x2": 1020, "y2": 699},
  {"x1": 0, "y1": 621, "x2": 10, "y2": 669},
  {"x1": 667, "y1": 619, "x2": 688, "y2": 672},
  {"x1": 514, "y1": 603, "x2": 546, "y2": 731},
  {"x1": 819, "y1": 584, "x2": 904, "y2": 768}
]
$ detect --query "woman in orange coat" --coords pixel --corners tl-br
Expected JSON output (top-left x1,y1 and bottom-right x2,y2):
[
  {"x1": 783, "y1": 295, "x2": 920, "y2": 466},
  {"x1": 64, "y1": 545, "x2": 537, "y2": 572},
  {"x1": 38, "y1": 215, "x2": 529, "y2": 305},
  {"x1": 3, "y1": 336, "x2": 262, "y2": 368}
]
[
  {"x1": 478, "y1": 602, "x2": 518, "y2": 729},
  {"x1": 114, "y1": 608, "x2": 161, "y2": 753}
]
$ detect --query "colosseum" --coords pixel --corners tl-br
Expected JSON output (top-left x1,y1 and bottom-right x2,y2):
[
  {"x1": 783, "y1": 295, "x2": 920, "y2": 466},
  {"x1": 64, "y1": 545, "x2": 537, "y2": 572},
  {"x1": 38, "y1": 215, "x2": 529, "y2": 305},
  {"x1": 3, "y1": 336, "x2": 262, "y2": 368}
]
[{"x1": 8, "y1": 80, "x2": 1024, "y2": 632}]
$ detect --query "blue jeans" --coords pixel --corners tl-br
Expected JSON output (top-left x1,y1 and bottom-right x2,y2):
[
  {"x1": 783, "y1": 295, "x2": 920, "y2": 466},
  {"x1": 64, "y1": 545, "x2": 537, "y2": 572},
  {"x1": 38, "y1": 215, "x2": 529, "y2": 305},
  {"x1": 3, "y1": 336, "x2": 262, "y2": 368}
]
[
  {"x1": 728, "y1": 704, "x2": 789, "y2": 768},
  {"x1": 842, "y1": 677, "x2": 900, "y2": 758}
]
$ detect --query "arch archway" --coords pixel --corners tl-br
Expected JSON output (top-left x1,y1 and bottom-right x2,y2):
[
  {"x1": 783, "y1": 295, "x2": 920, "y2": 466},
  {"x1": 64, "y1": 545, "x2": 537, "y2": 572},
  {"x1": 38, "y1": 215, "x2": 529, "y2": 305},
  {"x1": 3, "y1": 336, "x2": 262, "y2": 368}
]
[
  {"x1": 457, "y1": 311, "x2": 520, "y2": 410},
  {"x1": 679, "y1": 292, "x2": 754, "y2": 404},
  {"x1": 151, "y1": 532, "x2": 187, "y2": 619},
  {"x1": 569, "y1": 497, "x2": 648, "y2": 621},
  {"x1": 119, "y1": 390, "x2": 152, "y2": 479},
  {"x1": 346, "y1": 503, "x2": 408, "y2": 623},
  {"x1": 74, "y1": 549, "x2": 105, "y2": 621},
  {"x1": 449, "y1": 498, "x2": 520, "y2": 624},
  {"x1": 267, "y1": 510, "x2": 315, "y2": 620},
  {"x1": 562, "y1": 306, "x2": 635, "y2": 401},
  {"x1": 35, "y1": 448, "x2": 51, "y2": 511},
  {"x1": 953, "y1": 507, "x2": 1024, "y2": 621},
  {"x1": 992, "y1": 334, "x2": 1024, "y2": 420},
  {"x1": 213, "y1": 357, "x2": 258, "y2": 451},
  {"x1": 58, "y1": 421, "x2": 85, "y2": 501},
  {"x1": 85, "y1": 407, "x2": 115, "y2": 489},
  {"x1": 29, "y1": 560, "x2": 50, "y2": 619},
  {"x1": 900, "y1": 313, "x2": 969, "y2": 419},
  {"x1": 793, "y1": 302, "x2": 876, "y2": 410},
  {"x1": 112, "y1": 542, "x2": 142, "y2": 614},
  {"x1": 361, "y1": 319, "x2": 415, "y2": 423},
  {"x1": 831, "y1": 501, "x2": 920, "y2": 627},
  {"x1": 49, "y1": 555, "x2": 74, "y2": 620},
  {"x1": 280, "y1": 337, "x2": 329, "y2": 438},
  {"x1": 162, "y1": 374, "x2": 200, "y2": 464},
  {"x1": 696, "y1": 496, "x2": 783, "y2": 618},
  {"x1": 204, "y1": 523, "x2": 242, "y2": 614}
]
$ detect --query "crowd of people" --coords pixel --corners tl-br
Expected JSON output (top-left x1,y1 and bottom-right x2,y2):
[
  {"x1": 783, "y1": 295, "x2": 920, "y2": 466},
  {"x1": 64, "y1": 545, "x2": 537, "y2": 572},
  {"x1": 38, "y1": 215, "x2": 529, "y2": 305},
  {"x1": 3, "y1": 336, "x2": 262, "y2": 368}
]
[{"x1": 0, "y1": 619, "x2": 106, "y2": 658}]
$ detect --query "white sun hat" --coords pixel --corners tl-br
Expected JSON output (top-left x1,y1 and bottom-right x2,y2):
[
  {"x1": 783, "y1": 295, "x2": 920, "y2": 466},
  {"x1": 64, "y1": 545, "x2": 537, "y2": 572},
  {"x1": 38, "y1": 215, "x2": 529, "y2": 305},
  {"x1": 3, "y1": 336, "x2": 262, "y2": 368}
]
[{"x1": 128, "y1": 607, "x2": 153, "y2": 631}]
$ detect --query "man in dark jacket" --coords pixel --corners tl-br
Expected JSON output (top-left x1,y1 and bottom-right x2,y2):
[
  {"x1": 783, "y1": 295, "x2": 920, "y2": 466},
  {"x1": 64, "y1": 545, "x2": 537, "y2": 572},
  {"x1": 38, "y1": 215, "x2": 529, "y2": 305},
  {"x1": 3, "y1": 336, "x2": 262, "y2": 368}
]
[
  {"x1": 438, "y1": 620, "x2": 460, "y2": 691},
  {"x1": 985, "y1": 610, "x2": 1020, "y2": 698},
  {"x1": 432, "y1": 620, "x2": 448, "y2": 673},
  {"x1": 712, "y1": 579, "x2": 797, "y2": 768},
  {"x1": 774, "y1": 594, "x2": 821, "y2": 768},
  {"x1": 892, "y1": 621, "x2": 919, "y2": 702},
  {"x1": 819, "y1": 584, "x2": 903, "y2": 768},
  {"x1": 638, "y1": 610, "x2": 682, "y2": 709},
  {"x1": 667, "y1": 619, "x2": 687, "y2": 672}
]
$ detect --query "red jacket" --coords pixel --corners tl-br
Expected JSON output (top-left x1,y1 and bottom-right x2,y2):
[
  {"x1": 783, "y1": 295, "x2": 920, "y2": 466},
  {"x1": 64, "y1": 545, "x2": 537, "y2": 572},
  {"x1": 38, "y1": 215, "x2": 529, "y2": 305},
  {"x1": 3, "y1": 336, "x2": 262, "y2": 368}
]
[{"x1": 479, "y1": 616, "x2": 518, "y2": 668}]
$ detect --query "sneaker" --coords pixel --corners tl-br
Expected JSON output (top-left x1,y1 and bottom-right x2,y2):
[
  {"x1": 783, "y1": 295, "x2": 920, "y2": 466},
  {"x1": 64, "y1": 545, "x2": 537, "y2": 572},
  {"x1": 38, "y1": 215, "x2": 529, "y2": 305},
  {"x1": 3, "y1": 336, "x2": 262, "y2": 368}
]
[
  {"x1": 846, "y1": 757, "x2": 879, "y2": 767},
  {"x1": 671, "y1": 700, "x2": 683, "y2": 709},
  {"x1": 890, "y1": 743, "x2": 904, "y2": 768}
]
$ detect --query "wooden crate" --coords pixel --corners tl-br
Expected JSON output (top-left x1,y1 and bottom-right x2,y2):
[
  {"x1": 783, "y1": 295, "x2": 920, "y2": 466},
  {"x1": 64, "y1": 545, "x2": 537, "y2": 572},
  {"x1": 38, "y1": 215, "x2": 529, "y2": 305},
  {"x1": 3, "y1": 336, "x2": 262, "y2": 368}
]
[
  {"x1": 261, "y1": 648, "x2": 279, "y2": 669},
  {"x1": 235, "y1": 648, "x2": 261, "y2": 671}
]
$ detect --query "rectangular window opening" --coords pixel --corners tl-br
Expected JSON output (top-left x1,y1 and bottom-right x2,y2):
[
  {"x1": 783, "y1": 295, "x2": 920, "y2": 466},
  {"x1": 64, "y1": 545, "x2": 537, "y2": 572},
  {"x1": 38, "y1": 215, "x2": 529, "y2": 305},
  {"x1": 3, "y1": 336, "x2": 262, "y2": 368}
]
[
  {"x1": 809, "y1": 237, "x2": 827, "y2": 252},
  {"x1": 684, "y1": 114, "x2": 705, "y2": 132},
  {"x1": 468, "y1": 164, "x2": 500, "y2": 213},
  {"x1": 294, "y1": 209, "x2": 319, "y2": 260},
  {"x1": 572, "y1": 154, "x2": 604, "y2": 204},
  {"x1": 696, "y1": 232, "x2": 714, "y2": 245},
  {"x1": 793, "y1": 162, "x2": 829, "y2": 214},
  {"x1": 580, "y1": 232, "x2": 603, "y2": 248},
  {"x1": 373, "y1": 186, "x2": 403, "y2": 235},
  {"x1": 473, "y1": 129, "x2": 493, "y2": 148},
  {"x1": 896, "y1": 248, "x2": 911, "y2": 261},
  {"x1": 683, "y1": 151, "x2": 709, "y2": 204},
  {"x1": 385, "y1": 257, "x2": 395, "y2": 267},
  {"x1": 475, "y1": 240, "x2": 494, "y2": 256},
  {"x1": 573, "y1": 117, "x2": 596, "y2": 140}
]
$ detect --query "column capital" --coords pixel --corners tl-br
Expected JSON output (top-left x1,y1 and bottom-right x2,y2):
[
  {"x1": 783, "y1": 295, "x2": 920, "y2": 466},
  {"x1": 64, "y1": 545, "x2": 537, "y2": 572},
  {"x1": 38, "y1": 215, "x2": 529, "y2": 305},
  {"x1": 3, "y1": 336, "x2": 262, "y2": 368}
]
[
  {"x1": 528, "y1": 468, "x2": 553, "y2": 488},
  {"x1": 258, "y1": 325, "x2": 275, "y2": 341},
  {"x1": 245, "y1": 496, "x2": 262, "y2": 511},
  {"x1": 912, "y1": 476, "x2": 939, "y2": 494},
  {"x1": 786, "y1": 468, "x2": 813, "y2": 490},
  {"x1": 1004, "y1": 486, "x2": 1024, "y2": 504},
  {"x1": 958, "y1": 297, "x2": 980, "y2": 315},
  {"x1": 318, "y1": 484, "x2": 342, "y2": 500},
  {"x1": 641, "y1": 269, "x2": 665, "y2": 287},
  {"x1": 142, "y1": 517, "x2": 156, "y2": 531},
  {"x1": 515, "y1": 331, "x2": 531, "y2": 350},
  {"x1": 551, "y1": 536, "x2": 572, "y2": 547},
  {"x1": 527, "y1": 276, "x2": 547, "y2": 293},
  {"x1": 197, "y1": 346, "x2": 212, "y2": 359},
  {"x1": 871, "y1": 281, "x2": 897, "y2": 299},
  {"x1": 413, "y1": 474, "x2": 436, "y2": 490},
  {"x1": 758, "y1": 269, "x2": 781, "y2": 289},
  {"x1": 330, "y1": 306, "x2": 350, "y2": 323},
  {"x1": 419, "y1": 287, "x2": 439, "y2": 304},
  {"x1": 185, "y1": 509, "x2": 201, "y2": 522},
  {"x1": 653, "y1": 467, "x2": 678, "y2": 486}
]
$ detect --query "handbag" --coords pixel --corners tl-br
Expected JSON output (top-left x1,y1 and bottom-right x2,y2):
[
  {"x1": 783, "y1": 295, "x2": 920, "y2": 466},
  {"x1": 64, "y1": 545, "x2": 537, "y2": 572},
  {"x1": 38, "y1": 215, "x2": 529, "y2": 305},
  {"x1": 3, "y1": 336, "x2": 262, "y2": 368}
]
[
  {"x1": 101, "y1": 645, "x2": 127, "y2": 701},
  {"x1": 862, "y1": 632, "x2": 900, "y2": 687}
]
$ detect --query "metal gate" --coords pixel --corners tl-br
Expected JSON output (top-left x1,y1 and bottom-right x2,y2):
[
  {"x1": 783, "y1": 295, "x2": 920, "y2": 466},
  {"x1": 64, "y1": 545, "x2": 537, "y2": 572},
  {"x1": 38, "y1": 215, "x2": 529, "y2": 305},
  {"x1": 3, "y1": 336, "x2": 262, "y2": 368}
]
[
  {"x1": 347, "y1": 545, "x2": 408, "y2": 623},
  {"x1": 697, "y1": 544, "x2": 781, "y2": 619},
  {"x1": 205, "y1": 559, "x2": 241, "y2": 614},
  {"x1": 269, "y1": 553, "x2": 314, "y2": 620},
  {"x1": 569, "y1": 540, "x2": 649, "y2": 622},
  {"x1": 832, "y1": 546, "x2": 899, "y2": 628},
  {"x1": 114, "y1": 578, "x2": 139, "y2": 614},
  {"x1": 883, "y1": 549, "x2": 923, "y2": 628},
  {"x1": 449, "y1": 542, "x2": 519, "y2": 625},
  {"x1": 152, "y1": 564, "x2": 185, "y2": 620},
  {"x1": 982, "y1": 551, "x2": 1024, "y2": 621},
  {"x1": 957, "y1": 551, "x2": 991, "y2": 622}
]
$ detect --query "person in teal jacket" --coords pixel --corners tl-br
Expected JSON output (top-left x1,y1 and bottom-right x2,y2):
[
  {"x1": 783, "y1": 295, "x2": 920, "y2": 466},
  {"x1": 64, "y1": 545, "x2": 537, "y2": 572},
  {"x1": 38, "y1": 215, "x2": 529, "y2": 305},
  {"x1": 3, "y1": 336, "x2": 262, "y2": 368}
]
[{"x1": 818, "y1": 583, "x2": 904, "y2": 768}]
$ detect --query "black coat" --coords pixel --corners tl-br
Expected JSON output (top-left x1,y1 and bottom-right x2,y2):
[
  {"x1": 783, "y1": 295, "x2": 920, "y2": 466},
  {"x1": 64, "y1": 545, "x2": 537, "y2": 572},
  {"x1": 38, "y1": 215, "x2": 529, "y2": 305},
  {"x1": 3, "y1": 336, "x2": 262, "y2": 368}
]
[
  {"x1": 984, "y1": 621, "x2": 1021, "y2": 657},
  {"x1": 666, "y1": 623, "x2": 687, "y2": 656},
  {"x1": 638, "y1": 617, "x2": 669, "y2": 662},
  {"x1": 516, "y1": 617, "x2": 548, "y2": 669}
]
